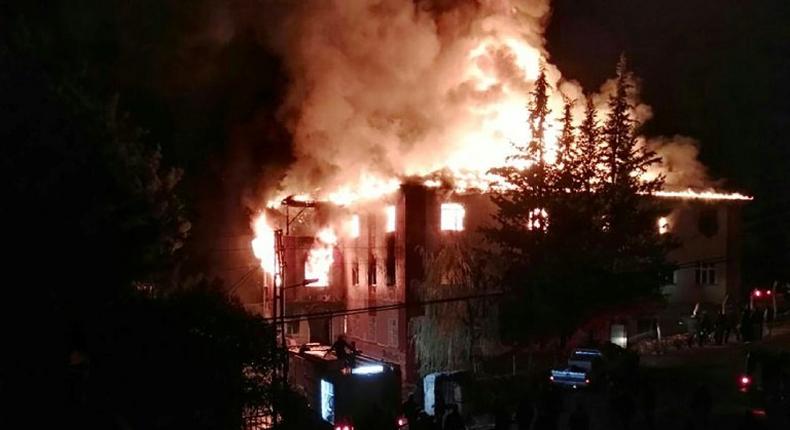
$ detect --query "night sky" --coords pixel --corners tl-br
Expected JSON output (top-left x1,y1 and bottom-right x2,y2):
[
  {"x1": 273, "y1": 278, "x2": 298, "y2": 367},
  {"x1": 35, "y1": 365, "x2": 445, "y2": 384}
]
[{"x1": 3, "y1": 0, "x2": 788, "y2": 282}]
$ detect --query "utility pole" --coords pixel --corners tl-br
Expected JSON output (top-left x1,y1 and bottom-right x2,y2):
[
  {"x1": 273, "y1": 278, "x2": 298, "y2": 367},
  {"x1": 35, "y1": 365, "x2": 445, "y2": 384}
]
[{"x1": 271, "y1": 196, "x2": 318, "y2": 425}]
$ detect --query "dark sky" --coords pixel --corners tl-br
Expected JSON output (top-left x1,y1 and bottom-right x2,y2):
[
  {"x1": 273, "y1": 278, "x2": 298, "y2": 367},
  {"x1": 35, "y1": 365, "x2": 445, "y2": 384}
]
[{"x1": 3, "y1": 0, "x2": 788, "y2": 281}]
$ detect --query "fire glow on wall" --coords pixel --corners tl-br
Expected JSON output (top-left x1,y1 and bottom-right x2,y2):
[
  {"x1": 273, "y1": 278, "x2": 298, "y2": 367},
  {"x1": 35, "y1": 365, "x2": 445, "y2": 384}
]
[
  {"x1": 348, "y1": 214, "x2": 360, "y2": 238},
  {"x1": 385, "y1": 206, "x2": 396, "y2": 233}
]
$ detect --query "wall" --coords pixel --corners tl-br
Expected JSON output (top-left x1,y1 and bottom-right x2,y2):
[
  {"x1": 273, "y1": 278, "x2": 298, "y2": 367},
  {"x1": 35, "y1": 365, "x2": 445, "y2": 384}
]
[{"x1": 662, "y1": 201, "x2": 744, "y2": 304}]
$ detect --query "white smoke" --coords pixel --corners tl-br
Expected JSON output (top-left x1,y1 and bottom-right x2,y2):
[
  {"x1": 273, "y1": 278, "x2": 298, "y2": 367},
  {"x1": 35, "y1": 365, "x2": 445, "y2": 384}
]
[{"x1": 647, "y1": 135, "x2": 713, "y2": 189}]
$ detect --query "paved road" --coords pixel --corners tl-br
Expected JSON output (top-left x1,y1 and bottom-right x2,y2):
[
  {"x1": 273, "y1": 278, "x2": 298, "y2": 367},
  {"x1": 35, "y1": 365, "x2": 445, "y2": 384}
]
[{"x1": 546, "y1": 322, "x2": 790, "y2": 430}]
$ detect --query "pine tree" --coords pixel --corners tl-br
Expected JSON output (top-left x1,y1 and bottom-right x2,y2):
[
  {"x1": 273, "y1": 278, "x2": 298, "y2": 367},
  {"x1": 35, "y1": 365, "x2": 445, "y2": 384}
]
[
  {"x1": 489, "y1": 57, "x2": 673, "y2": 344},
  {"x1": 601, "y1": 55, "x2": 664, "y2": 226},
  {"x1": 599, "y1": 55, "x2": 671, "y2": 296},
  {"x1": 528, "y1": 66, "x2": 551, "y2": 167},
  {"x1": 577, "y1": 97, "x2": 603, "y2": 193},
  {"x1": 490, "y1": 66, "x2": 553, "y2": 248},
  {"x1": 553, "y1": 96, "x2": 578, "y2": 192},
  {"x1": 603, "y1": 55, "x2": 633, "y2": 187}
]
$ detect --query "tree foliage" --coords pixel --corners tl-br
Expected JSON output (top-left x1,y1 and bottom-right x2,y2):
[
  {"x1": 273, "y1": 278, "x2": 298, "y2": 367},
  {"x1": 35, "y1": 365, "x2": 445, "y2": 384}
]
[
  {"x1": 1, "y1": 22, "x2": 284, "y2": 429},
  {"x1": 410, "y1": 238, "x2": 501, "y2": 376},
  {"x1": 488, "y1": 59, "x2": 673, "y2": 344}
]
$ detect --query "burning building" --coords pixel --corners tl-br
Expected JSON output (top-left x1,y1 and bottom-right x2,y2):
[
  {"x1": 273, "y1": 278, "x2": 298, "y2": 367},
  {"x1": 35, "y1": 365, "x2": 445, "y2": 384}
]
[
  {"x1": 248, "y1": 184, "x2": 751, "y2": 387},
  {"x1": 231, "y1": 0, "x2": 756, "y2": 391}
]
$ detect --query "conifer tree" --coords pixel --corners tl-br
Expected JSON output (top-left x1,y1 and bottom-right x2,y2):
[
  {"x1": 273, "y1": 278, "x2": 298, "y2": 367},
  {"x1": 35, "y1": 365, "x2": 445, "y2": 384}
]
[
  {"x1": 577, "y1": 97, "x2": 603, "y2": 193},
  {"x1": 553, "y1": 96, "x2": 579, "y2": 192},
  {"x1": 599, "y1": 54, "x2": 671, "y2": 294}
]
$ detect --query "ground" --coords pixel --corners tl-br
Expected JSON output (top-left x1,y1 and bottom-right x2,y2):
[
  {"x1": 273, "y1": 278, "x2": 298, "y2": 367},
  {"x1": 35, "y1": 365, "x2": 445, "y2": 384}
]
[{"x1": 548, "y1": 321, "x2": 790, "y2": 430}]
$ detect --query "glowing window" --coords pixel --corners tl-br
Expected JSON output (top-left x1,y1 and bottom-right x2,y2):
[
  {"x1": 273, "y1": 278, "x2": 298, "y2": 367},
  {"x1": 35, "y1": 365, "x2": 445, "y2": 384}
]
[
  {"x1": 352, "y1": 364, "x2": 384, "y2": 375},
  {"x1": 658, "y1": 217, "x2": 669, "y2": 235},
  {"x1": 320, "y1": 379, "x2": 335, "y2": 423},
  {"x1": 440, "y1": 203, "x2": 465, "y2": 231},
  {"x1": 349, "y1": 214, "x2": 360, "y2": 238},
  {"x1": 385, "y1": 206, "x2": 396, "y2": 233}
]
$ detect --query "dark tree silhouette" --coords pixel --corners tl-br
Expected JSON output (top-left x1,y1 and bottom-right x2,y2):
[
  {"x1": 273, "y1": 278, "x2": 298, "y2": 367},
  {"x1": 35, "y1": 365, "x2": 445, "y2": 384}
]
[{"x1": 488, "y1": 58, "x2": 672, "y2": 344}]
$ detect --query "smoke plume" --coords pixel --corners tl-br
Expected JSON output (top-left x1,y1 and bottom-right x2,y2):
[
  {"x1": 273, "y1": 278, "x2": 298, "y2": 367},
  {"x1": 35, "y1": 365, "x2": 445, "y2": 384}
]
[{"x1": 258, "y1": 0, "x2": 710, "y2": 201}]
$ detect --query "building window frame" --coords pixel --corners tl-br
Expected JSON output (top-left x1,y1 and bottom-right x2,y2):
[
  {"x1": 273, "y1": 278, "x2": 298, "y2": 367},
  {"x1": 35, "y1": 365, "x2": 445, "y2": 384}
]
[
  {"x1": 695, "y1": 262, "x2": 717, "y2": 286},
  {"x1": 385, "y1": 234, "x2": 396, "y2": 286},
  {"x1": 352, "y1": 259, "x2": 360, "y2": 286},
  {"x1": 440, "y1": 202, "x2": 465, "y2": 232}
]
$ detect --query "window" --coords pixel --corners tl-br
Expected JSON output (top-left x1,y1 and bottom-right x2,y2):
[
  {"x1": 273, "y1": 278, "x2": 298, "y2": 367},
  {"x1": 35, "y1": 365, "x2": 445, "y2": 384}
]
[
  {"x1": 287, "y1": 321, "x2": 300, "y2": 335},
  {"x1": 658, "y1": 217, "x2": 669, "y2": 235},
  {"x1": 368, "y1": 254, "x2": 377, "y2": 286},
  {"x1": 320, "y1": 379, "x2": 335, "y2": 424},
  {"x1": 385, "y1": 205, "x2": 396, "y2": 233},
  {"x1": 695, "y1": 263, "x2": 717, "y2": 285},
  {"x1": 386, "y1": 235, "x2": 396, "y2": 286},
  {"x1": 352, "y1": 259, "x2": 360, "y2": 286},
  {"x1": 440, "y1": 203, "x2": 465, "y2": 231},
  {"x1": 389, "y1": 318, "x2": 398, "y2": 347}
]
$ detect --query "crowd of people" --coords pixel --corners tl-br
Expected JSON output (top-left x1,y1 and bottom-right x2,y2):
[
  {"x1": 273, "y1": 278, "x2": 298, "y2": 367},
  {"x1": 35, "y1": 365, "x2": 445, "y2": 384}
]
[{"x1": 685, "y1": 305, "x2": 773, "y2": 348}]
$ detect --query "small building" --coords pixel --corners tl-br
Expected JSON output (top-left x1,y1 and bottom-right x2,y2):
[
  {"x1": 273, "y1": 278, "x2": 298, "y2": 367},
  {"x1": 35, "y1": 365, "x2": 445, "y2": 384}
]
[{"x1": 660, "y1": 200, "x2": 744, "y2": 305}]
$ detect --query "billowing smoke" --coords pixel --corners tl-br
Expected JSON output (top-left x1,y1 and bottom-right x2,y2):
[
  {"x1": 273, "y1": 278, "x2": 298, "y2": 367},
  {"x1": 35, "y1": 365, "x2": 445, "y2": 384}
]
[
  {"x1": 647, "y1": 135, "x2": 713, "y2": 189},
  {"x1": 259, "y1": 0, "x2": 709, "y2": 202}
]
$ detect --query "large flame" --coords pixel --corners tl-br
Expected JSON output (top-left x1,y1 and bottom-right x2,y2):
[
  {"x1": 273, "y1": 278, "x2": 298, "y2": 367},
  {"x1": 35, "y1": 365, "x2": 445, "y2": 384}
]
[
  {"x1": 305, "y1": 227, "x2": 338, "y2": 287},
  {"x1": 251, "y1": 213, "x2": 276, "y2": 275},
  {"x1": 653, "y1": 189, "x2": 754, "y2": 201}
]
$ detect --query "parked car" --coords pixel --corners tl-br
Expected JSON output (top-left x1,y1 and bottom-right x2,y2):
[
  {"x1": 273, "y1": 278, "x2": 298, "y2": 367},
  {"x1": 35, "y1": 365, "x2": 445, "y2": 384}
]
[
  {"x1": 737, "y1": 347, "x2": 790, "y2": 424},
  {"x1": 550, "y1": 343, "x2": 639, "y2": 389}
]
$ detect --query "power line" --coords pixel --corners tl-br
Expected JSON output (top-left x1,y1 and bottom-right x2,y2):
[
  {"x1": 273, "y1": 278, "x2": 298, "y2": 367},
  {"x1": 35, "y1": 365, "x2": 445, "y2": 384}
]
[
  {"x1": 268, "y1": 290, "x2": 506, "y2": 323},
  {"x1": 228, "y1": 266, "x2": 260, "y2": 294}
]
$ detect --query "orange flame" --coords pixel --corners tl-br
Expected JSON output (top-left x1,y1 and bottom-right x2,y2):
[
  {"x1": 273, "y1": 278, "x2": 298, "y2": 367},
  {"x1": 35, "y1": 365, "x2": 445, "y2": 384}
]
[
  {"x1": 652, "y1": 189, "x2": 754, "y2": 201},
  {"x1": 251, "y1": 213, "x2": 276, "y2": 275},
  {"x1": 305, "y1": 227, "x2": 338, "y2": 287}
]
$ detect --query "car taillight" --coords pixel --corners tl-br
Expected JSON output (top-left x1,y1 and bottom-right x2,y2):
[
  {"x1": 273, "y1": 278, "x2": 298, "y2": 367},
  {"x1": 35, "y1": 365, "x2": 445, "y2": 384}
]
[
  {"x1": 753, "y1": 290, "x2": 762, "y2": 297},
  {"x1": 585, "y1": 378, "x2": 590, "y2": 384},
  {"x1": 766, "y1": 290, "x2": 772, "y2": 296},
  {"x1": 397, "y1": 417, "x2": 407, "y2": 426},
  {"x1": 549, "y1": 375, "x2": 554, "y2": 381},
  {"x1": 739, "y1": 375, "x2": 752, "y2": 390}
]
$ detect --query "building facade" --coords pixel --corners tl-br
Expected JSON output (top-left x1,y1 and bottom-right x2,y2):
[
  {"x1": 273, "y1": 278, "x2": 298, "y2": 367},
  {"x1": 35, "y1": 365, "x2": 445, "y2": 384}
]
[{"x1": 246, "y1": 184, "x2": 746, "y2": 387}]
